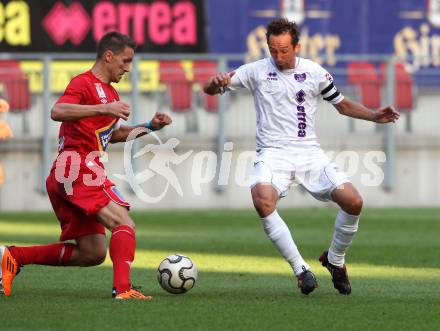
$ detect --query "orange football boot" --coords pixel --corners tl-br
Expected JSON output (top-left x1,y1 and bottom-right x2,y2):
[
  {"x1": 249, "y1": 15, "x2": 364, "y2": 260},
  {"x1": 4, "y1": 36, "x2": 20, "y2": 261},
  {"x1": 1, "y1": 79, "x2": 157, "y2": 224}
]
[
  {"x1": 114, "y1": 288, "x2": 153, "y2": 301},
  {"x1": 0, "y1": 246, "x2": 20, "y2": 297}
]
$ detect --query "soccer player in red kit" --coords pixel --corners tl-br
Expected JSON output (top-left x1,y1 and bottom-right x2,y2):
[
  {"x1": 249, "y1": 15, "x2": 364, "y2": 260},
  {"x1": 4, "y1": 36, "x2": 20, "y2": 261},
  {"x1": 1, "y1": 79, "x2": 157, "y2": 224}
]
[{"x1": 0, "y1": 32, "x2": 171, "y2": 300}]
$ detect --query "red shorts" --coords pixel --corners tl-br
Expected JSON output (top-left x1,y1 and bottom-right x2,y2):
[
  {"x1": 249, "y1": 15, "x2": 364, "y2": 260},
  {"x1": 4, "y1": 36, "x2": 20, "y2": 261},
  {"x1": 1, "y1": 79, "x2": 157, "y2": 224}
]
[{"x1": 46, "y1": 168, "x2": 130, "y2": 241}]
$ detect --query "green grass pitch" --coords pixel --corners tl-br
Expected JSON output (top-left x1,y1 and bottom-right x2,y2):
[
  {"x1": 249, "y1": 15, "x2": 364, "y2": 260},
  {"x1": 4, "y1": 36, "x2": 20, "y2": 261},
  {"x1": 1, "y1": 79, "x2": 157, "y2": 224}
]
[{"x1": 0, "y1": 208, "x2": 439, "y2": 330}]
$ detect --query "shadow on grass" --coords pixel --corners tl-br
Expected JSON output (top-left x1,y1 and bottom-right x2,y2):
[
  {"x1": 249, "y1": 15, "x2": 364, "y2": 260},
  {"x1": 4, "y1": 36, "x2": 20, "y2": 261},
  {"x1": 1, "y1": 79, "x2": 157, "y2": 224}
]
[
  {"x1": 4, "y1": 264, "x2": 440, "y2": 302},
  {"x1": 1, "y1": 208, "x2": 440, "y2": 270}
]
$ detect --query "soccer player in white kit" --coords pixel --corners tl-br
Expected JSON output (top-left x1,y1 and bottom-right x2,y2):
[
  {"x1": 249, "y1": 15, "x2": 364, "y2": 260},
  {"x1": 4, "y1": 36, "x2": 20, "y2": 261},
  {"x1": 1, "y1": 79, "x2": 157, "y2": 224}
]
[{"x1": 204, "y1": 18, "x2": 400, "y2": 295}]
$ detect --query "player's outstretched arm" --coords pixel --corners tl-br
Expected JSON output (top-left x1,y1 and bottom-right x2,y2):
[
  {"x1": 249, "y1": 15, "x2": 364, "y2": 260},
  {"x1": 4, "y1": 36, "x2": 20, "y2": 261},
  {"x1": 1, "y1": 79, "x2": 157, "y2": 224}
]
[
  {"x1": 334, "y1": 98, "x2": 400, "y2": 123},
  {"x1": 51, "y1": 101, "x2": 131, "y2": 122},
  {"x1": 203, "y1": 72, "x2": 235, "y2": 95},
  {"x1": 110, "y1": 112, "x2": 172, "y2": 143}
]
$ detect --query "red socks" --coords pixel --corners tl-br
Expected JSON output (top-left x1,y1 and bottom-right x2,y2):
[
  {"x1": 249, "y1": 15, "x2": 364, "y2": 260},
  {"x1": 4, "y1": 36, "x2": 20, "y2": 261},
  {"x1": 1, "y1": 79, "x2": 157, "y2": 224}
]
[
  {"x1": 110, "y1": 225, "x2": 136, "y2": 294},
  {"x1": 9, "y1": 243, "x2": 74, "y2": 266},
  {"x1": 9, "y1": 225, "x2": 136, "y2": 294}
]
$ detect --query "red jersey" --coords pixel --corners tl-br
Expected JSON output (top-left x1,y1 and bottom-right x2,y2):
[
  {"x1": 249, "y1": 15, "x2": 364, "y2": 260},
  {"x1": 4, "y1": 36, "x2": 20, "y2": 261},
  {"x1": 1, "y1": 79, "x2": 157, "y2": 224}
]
[
  {"x1": 46, "y1": 70, "x2": 130, "y2": 228},
  {"x1": 55, "y1": 70, "x2": 120, "y2": 167}
]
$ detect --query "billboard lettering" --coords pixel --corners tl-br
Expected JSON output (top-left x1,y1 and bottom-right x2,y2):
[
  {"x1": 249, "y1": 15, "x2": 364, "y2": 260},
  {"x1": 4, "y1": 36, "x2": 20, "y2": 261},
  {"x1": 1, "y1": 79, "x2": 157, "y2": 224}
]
[{"x1": 0, "y1": 0, "x2": 206, "y2": 53}]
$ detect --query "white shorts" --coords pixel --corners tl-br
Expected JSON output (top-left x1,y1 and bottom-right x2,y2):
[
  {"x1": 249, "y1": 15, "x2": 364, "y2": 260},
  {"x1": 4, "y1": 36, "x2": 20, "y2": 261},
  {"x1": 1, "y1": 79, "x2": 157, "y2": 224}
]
[{"x1": 250, "y1": 147, "x2": 349, "y2": 202}]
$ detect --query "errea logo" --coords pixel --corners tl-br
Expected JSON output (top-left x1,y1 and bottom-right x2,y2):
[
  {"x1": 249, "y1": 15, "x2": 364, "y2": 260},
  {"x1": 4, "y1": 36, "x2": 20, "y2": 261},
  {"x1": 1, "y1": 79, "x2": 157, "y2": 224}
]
[{"x1": 267, "y1": 72, "x2": 278, "y2": 81}]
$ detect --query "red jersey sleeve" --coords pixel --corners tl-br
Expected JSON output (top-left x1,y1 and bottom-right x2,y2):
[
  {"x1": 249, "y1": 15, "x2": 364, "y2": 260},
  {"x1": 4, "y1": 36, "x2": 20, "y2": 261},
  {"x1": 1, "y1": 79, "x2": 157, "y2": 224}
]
[{"x1": 56, "y1": 76, "x2": 87, "y2": 104}]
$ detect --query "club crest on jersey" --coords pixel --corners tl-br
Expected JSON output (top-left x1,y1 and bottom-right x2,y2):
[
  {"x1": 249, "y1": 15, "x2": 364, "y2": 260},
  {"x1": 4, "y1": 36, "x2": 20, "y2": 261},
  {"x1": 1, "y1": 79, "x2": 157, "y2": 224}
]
[
  {"x1": 294, "y1": 73, "x2": 307, "y2": 82},
  {"x1": 267, "y1": 72, "x2": 278, "y2": 81},
  {"x1": 95, "y1": 120, "x2": 117, "y2": 152},
  {"x1": 325, "y1": 73, "x2": 333, "y2": 82},
  {"x1": 94, "y1": 83, "x2": 107, "y2": 99}
]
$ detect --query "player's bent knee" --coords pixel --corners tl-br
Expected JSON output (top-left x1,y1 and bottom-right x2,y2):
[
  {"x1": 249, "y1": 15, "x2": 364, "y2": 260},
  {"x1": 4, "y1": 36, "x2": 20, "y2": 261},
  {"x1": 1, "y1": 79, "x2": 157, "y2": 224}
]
[
  {"x1": 344, "y1": 195, "x2": 363, "y2": 215},
  {"x1": 81, "y1": 251, "x2": 107, "y2": 267},
  {"x1": 355, "y1": 196, "x2": 363, "y2": 209},
  {"x1": 253, "y1": 196, "x2": 276, "y2": 217},
  {"x1": 83, "y1": 252, "x2": 106, "y2": 267},
  {"x1": 352, "y1": 195, "x2": 363, "y2": 213},
  {"x1": 93, "y1": 252, "x2": 107, "y2": 266},
  {"x1": 93, "y1": 247, "x2": 107, "y2": 265}
]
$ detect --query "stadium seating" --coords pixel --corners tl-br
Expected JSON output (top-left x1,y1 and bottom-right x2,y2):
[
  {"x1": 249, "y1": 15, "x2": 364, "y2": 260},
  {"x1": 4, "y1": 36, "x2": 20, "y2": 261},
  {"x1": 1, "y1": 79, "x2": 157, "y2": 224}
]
[
  {"x1": 193, "y1": 61, "x2": 219, "y2": 112},
  {"x1": 347, "y1": 61, "x2": 414, "y2": 112},
  {"x1": 347, "y1": 61, "x2": 381, "y2": 109},
  {"x1": 159, "y1": 60, "x2": 219, "y2": 113},
  {"x1": 0, "y1": 61, "x2": 31, "y2": 112},
  {"x1": 380, "y1": 62, "x2": 414, "y2": 111},
  {"x1": 159, "y1": 61, "x2": 198, "y2": 132},
  {"x1": 159, "y1": 61, "x2": 193, "y2": 112}
]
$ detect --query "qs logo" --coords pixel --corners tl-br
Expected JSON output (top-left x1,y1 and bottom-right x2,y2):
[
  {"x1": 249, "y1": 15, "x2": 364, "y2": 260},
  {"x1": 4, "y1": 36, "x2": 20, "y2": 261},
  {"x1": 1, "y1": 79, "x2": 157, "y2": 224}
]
[{"x1": 115, "y1": 127, "x2": 192, "y2": 204}]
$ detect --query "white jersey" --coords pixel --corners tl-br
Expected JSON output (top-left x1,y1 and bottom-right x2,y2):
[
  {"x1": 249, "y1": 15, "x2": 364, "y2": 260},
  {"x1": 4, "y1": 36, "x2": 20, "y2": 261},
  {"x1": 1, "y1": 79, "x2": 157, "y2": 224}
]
[{"x1": 227, "y1": 57, "x2": 344, "y2": 150}]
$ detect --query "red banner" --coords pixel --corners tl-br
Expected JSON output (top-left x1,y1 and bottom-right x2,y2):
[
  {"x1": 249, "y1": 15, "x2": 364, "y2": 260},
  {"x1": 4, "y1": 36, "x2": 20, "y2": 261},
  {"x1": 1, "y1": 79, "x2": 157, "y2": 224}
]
[{"x1": 0, "y1": 0, "x2": 207, "y2": 53}]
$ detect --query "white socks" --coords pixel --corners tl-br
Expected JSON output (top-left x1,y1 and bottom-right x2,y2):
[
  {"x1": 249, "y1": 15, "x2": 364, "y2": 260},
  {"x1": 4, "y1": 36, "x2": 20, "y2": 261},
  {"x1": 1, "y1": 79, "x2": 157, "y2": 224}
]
[
  {"x1": 260, "y1": 209, "x2": 359, "y2": 273},
  {"x1": 328, "y1": 209, "x2": 360, "y2": 267},
  {"x1": 260, "y1": 210, "x2": 310, "y2": 276}
]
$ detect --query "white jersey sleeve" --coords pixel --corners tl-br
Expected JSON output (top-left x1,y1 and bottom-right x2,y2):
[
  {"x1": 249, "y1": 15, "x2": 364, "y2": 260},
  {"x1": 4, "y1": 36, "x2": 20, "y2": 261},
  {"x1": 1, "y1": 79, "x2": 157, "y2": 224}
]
[
  {"x1": 226, "y1": 63, "x2": 258, "y2": 91},
  {"x1": 315, "y1": 64, "x2": 344, "y2": 105}
]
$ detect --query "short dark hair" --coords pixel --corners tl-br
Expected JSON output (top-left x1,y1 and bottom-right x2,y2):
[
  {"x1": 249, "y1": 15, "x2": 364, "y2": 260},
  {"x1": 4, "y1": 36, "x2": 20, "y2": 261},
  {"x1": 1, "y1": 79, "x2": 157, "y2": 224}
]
[
  {"x1": 96, "y1": 32, "x2": 137, "y2": 59},
  {"x1": 266, "y1": 18, "x2": 300, "y2": 46}
]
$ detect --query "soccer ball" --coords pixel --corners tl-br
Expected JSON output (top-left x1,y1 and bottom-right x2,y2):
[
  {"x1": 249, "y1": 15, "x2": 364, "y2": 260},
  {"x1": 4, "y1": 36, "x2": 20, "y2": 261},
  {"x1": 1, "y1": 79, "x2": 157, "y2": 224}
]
[{"x1": 157, "y1": 254, "x2": 197, "y2": 294}]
